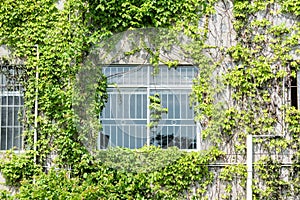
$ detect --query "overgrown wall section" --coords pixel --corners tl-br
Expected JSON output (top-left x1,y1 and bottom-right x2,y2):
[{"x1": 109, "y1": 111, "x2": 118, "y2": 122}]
[{"x1": 193, "y1": 0, "x2": 299, "y2": 199}]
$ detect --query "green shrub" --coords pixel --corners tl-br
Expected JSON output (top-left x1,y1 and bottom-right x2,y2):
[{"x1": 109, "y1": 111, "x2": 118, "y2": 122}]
[
  {"x1": 0, "y1": 150, "x2": 41, "y2": 187},
  {"x1": 9, "y1": 147, "x2": 220, "y2": 199}
]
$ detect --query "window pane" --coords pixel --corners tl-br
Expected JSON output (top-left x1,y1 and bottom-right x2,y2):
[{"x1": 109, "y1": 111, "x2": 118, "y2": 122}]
[
  {"x1": 101, "y1": 65, "x2": 197, "y2": 149},
  {"x1": 13, "y1": 127, "x2": 22, "y2": 149},
  {"x1": 1, "y1": 130, "x2": 6, "y2": 150}
]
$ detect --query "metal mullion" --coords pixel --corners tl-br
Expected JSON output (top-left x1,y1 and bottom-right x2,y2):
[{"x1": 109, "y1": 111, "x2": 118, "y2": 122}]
[
  {"x1": 12, "y1": 69, "x2": 16, "y2": 149},
  {"x1": 18, "y1": 96, "x2": 21, "y2": 149},
  {"x1": 173, "y1": 92, "x2": 175, "y2": 119},
  {"x1": 0, "y1": 74, "x2": 2, "y2": 149},
  {"x1": 181, "y1": 94, "x2": 184, "y2": 119},
  {"x1": 141, "y1": 94, "x2": 144, "y2": 119},
  {"x1": 128, "y1": 93, "x2": 131, "y2": 119},
  {"x1": 136, "y1": 93, "x2": 139, "y2": 119},
  {"x1": 179, "y1": 91, "x2": 182, "y2": 119},
  {"x1": 6, "y1": 95, "x2": 8, "y2": 150},
  {"x1": 182, "y1": 94, "x2": 189, "y2": 119},
  {"x1": 185, "y1": 94, "x2": 188, "y2": 120},
  {"x1": 122, "y1": 93, "x2": 125, "y2": 119},
  {"x1": 12, "y1": 95, "x2": 15, "y2": 149}
]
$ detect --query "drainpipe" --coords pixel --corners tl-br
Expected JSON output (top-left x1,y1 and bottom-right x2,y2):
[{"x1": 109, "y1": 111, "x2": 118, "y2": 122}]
[{"x1": 34, "y1": 44, "x2": 39, "y2": 165}]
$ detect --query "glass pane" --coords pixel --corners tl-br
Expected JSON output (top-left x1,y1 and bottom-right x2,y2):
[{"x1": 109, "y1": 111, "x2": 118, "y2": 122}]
[
  {"x1": 1, "y1": 107, "x2": 6, "y2": 125},
  {"x1": 8, "y1": 96, "x2": 13, "y2": 105},
  {"x1": 7, "y1": 127, "x2": 13, "y2": 149},
  {"x1": 1, "y1": 128, "x2": 6, "y2": 150},
  {"x1": 13, "y1": 127, "x2": 22, "y2": 149},
  {"x1": 1, "y1": 96, "x2": 7, "y2": 105},
  {"x1": 14, "y1": 107, "x2": 21, "y2": 126},
  {"x1": 8, "y1": 107, "x2": 13, "y2": 126}
]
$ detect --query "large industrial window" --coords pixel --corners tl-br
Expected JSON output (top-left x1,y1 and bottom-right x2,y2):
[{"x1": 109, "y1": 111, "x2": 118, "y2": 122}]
[
  {"x1": 0, "y1": 65, "x2": 24, "y2": 150},
  {"x1": 99, "y1": 65, "x2": 198, "y2": 150}
]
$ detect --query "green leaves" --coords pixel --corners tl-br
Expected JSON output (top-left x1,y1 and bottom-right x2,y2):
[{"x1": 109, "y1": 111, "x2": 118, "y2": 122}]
[
  {"x1": 281, "y1": 0, "x2": 300, "y2": 16},
  {"x1": 88, "y1": 0, "x2": 209, "y2": 40},
  {"x1": 148, "y1": 93, "x2": 168, "y2": 131},
  {"x1": 190, "y1": 0, "x2": 300, "y2": 198},
  {"x1": 0, "y1": 150, "x2": 42, "y2": 187},
  {"x1": 6, "y1": 147, "x2": 217, "y2": 199},
  {"x1": 1, "y1": 0, "x2": 299, "y2": 198}
]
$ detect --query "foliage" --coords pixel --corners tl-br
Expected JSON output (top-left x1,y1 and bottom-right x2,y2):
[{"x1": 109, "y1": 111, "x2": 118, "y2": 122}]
[
  {"x1": 189, "y1": 0, "x2": 300, "y2": 198},
  {"x1": 0, "y1": 0, "x2": 220, "y2": 198},
  {"x1": 219, "y1": 164, "x2": 247, "y2": 199},
  {"x1": 13, "y1": 146, "x2": 220, "y2": 200},
  {"x1": 0, "y1": 150, "x2": 42, "y2": 187},
  {"x1": 147, "y1": 93, "x2": 168, "y2": 134},
  {"x1": 253, "y1": 156, "x2": 290, "y2": 199},
  {"x1": 0, "y1": 0, "x2": 89, "y2": 169},
  {"x1": 0, "y1": 0, "x2": 211, "y2": 168},
  {"x1": 86, "y1": 0, "x2": 211, "y2": 40},
  {"x1": 0, "y1": 190, "x2": 14, "y2": 200},
  {"x1": 0, "y1": 0, "x2": 300, "y2": 199}
]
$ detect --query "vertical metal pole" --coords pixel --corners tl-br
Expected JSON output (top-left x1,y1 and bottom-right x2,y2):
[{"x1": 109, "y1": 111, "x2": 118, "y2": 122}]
[
  {"x1": 246, "y1": 134, "x2": 253, "y2": 200},
  {"x1": 196, "y1": 122, "x2": 201, "y2": 151},
  {"x1": 146, "y1": 66, "x2": 150, "y2": 146},
  {"x1": 34, "y1": 44, "x2": 39, "y2": 164},
  {"x1": 0, "y1": 74, "x2": 2, "y2": 149},
  {"x1": 297, "y1": 71, "x2": 300, "y2": 109}
]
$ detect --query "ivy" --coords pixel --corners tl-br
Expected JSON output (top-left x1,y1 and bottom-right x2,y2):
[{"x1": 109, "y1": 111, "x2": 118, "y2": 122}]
[
  {"x1": 190, "y1": 0, "x2": 300, "y2": 198},
  {"x1": 0, "y1": 150, "x2": 42, "y2": 187},
  {"x1": 147, "y1": 93, "x2": 168, "y2": 134},
  {"x1": 0, "y1": 0, "x2": 300, "y2": 199},
  {"x1": 2, "y1": 146, "x2": 220, "y2": 199}
]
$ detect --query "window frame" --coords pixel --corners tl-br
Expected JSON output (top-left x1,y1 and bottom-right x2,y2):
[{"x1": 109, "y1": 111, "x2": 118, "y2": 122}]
[{"x1": 100, "y1": 64, "x2": 200, "y2": 150}]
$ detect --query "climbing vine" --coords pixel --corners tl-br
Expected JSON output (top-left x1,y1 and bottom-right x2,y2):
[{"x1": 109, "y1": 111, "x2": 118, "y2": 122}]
[
  {"x1": 0, "y1": 0, "x2": 220, "y2": 198},
  {"x1": 148, "y1": 93, "x2": 168, "y2": 136},
  {"x1": 0, "y1": 0, "x2": 300, "y2": 199},
  {"x1": 191, "y1": 0, "x2": 300, "y2": 198}
]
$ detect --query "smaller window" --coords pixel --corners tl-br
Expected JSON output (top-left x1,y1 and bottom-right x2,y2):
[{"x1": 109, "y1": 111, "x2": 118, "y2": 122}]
[
  {"x1": 291, "y1": 75, "x2": 298, "y2": 109},
  {"x1": 0, "y1": 65, "x2": 24, "y2": 150}
]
